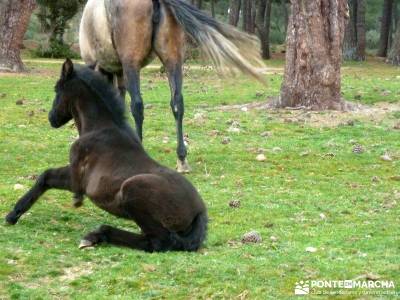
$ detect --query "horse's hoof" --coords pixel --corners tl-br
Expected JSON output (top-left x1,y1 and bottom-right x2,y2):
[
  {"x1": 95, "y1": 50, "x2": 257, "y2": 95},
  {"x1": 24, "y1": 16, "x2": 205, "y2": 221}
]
[
  {"x1": 79, "y1": 239, "x2": 95, "y2": 249},
  {"x1": 5, "y1": 211, "x2": 18, "y2": 225},
  {"x1": 177, "y1": 159, "x2": 191, "y2": 174}
]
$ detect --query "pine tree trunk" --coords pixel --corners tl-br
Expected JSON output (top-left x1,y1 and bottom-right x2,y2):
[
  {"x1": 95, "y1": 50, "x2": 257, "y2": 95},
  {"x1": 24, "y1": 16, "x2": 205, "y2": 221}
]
[
  {"x1": 211, "y1": 0, "x2": 215, "y2": 18},
  {"x1": 228, "y1": 0, "x2": 241, "y2": 26},
  {"x1": 0, "y1": 0, "x2": 36, "y2": 72},
  {"x1": 377, "y1": 0, "x2": 394, "y2": 57},
  {"x1": 388, "y1": 20, "x2": 400, "y2": 65},
  {"x1": 343, "y1": 0, "x2": 357, "y2": 60},
  {"x1": 279, "y1": 0, "x2": 348, "y2": 110},
  {"x1": 355, "y1": 0, "x2": 366, "y2": 61},
  {"x1": 242, "y1": 0, "x2": 253, "y2": 33},
  {"x1": 256, "y1": 0, "x2": 272, "y2": 59}
]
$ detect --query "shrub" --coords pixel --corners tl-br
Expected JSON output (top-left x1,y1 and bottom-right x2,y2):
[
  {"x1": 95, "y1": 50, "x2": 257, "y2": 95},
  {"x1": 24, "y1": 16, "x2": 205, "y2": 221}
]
[{"x1": 34, "y1": 40, "x2": 80, "y2": 59}]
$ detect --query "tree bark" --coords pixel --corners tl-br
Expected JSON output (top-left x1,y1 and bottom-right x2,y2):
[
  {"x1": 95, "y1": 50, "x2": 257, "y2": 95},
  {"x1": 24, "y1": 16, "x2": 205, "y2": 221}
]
[
  {"x1": 256, "y1": 0, "x2": 272, "y2": 59},
  {"x1": 242, "y1": 0, "x2": 253, "y2": 33},
  {"x1": 228, "y1": 0, "x2": 241, "y2": 26},
  {"x1": 343, "y1": 0, "x2": 357, "y2": 60},
  {"x1": 388, "y1": 20, "x2": 400, "y2": 65},
  {"x1": 279, "y1": 0, "x2": 348, "y2": 110},
  {"x1": 0, "y1": 0, "x2": 36, "y2": 72},
  {"x1": 355, "y1": 0, "x2": 366, "y2": 61},
  {"x1": 377, "y1": 0, "x2": 394, "y2": 57},
  {"x1": 195, "y1": 0, "x2": 203, "y2": 9},
  {"x1": 210, "y1": 0, "x2": 215, "y2": 17}
]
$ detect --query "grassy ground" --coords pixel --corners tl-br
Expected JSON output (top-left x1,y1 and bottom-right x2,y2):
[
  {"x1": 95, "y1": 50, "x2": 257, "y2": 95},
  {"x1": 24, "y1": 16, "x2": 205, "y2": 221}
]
[{"x1": 0, "y1": 58, "x2": 399, "y2": 299}]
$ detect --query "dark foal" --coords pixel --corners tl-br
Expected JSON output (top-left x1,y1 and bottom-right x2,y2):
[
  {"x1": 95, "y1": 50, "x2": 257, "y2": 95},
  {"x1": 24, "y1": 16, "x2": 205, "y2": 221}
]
[{"x1": 5, "y1": 59, "x2": 207, "y2": 252}]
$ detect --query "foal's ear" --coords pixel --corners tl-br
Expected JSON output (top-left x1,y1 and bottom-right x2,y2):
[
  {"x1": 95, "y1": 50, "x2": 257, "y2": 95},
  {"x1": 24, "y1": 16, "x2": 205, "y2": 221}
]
[{"x1": 61, "y1": 58, "x2": 74, "y2": 79}]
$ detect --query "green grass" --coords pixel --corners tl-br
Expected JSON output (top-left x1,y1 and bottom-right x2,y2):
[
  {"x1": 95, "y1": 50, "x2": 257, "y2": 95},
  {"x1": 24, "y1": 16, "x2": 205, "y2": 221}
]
[{"x1": 0, "y1": 58, "x2": 399, "y2": 299}]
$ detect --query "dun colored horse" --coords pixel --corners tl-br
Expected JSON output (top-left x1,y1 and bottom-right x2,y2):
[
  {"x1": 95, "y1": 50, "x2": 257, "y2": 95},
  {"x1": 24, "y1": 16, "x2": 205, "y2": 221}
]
[
  {"x1": 80, "y1": 0, "x2": 265, "y2": 173},
  {"x1": 6, "y1": 59, "x2": 207, "y2": 252}
]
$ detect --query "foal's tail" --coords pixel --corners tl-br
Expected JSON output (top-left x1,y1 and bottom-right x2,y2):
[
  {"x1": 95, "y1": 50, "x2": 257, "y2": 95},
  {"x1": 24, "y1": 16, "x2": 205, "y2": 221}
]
[
  {"x1": 161, "y1": 0, "x2": 266, "y2": 84},
  {"x1": 170, "y1": 211, "x2": 208, "y2": 251}
]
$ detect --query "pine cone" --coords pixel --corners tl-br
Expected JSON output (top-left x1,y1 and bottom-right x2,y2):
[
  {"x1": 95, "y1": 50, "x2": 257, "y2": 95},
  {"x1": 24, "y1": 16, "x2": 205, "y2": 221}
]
[{"x1": 352, "y1": 144, "x2": 364, "y2": 154}]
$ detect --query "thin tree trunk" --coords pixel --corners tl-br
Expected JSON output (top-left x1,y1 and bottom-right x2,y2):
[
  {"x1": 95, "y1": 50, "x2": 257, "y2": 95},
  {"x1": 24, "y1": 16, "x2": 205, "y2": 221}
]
[
  {"x1": 388, "y1": 20, "x2": 400, "y2": 65},
  {"x1": 0, "y1": 0, "x2": 36, "y2": 72},
  {"x1": 282, "y1": 0, "x2": 289, "y2": 35},
  {"x1": 279, "y1": 0, "x2": 348, "y2": 110},
  {"x1": 211, "y1": 0, "x2": 215, "y2": 18},
  {"x1": 355, "y1": 0, "x2": 366, "y2": 61},
  {"x1": 195, "y1": 0, "x2": 203, "y2": 9},
  {"x1": 377, "y1": 0, "x2": 394, "y2": 57},
  {"x1": 343, "y1": 0, "x2": 357, "y2": 60},
  {"x1": 228, "y1": 0, "x2": 241, "y2": 26},
  {"x1": 256, "y1": 0, "x2": 272, "y2": 59},
  {"x1": 242, "y1": 0, "x2": 253, "y2": 33}
]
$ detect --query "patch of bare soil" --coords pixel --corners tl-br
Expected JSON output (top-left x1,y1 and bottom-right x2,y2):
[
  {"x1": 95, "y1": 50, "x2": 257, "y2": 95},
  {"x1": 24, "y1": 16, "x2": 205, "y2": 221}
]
[
  {"x1": 216, "y1": 100, "x2": 400, "y2": 128},
  {"x1": 59, "y1": 262, "x2": 94, "y2": 282}
]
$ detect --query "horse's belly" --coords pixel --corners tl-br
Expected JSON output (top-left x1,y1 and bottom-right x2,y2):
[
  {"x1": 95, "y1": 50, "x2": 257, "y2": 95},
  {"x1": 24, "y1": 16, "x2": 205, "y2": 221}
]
[{"x1": 79, "y1": 0, "x2": 122, "y2": 73}]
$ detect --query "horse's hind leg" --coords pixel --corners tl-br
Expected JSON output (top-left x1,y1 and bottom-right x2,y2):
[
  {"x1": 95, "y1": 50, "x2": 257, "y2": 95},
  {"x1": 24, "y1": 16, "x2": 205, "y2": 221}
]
[
  {"x1": 5, "y1": 166, "x2": 73, "y2": 224},
  {"x1": 154, "y1": 8, "x2": 190, "y2": 173},
  {"x1": 112, "y1": 1, "x2": 153, "y2": 140},
  {"x1": 79, "y1": 225, "x2": 152, "y2": 252}
]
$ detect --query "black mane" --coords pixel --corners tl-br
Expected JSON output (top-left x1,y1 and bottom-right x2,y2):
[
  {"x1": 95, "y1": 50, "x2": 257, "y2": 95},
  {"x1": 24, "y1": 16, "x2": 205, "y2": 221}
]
[{"x1": 75, "y1": 65, "x2": 126, "y2": 127}]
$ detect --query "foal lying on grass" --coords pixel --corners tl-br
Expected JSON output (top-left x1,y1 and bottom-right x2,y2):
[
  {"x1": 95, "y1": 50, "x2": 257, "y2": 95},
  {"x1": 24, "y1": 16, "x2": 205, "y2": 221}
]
[{"x1": 5, "y1": 59, "x2": 207, "y2": 252}]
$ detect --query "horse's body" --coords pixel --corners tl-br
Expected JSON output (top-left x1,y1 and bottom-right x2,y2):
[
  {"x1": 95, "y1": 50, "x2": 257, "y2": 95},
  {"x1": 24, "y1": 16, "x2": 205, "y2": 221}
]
[
  {"x1": 79, "y1": 0, "x2": 264, "y2": 173},
  {"x1": 6, "y1": 60, "x2": 207, "y2": 252}
]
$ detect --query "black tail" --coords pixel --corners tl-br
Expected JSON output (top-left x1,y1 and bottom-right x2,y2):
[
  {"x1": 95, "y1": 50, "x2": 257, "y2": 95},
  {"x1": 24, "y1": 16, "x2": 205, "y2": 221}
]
[
  {"x1": 170, "y1": 212, "x2": 208, "y2": 251},
  {"x1": 160, "y1": 0, "x2": 266, "y2": 84}
]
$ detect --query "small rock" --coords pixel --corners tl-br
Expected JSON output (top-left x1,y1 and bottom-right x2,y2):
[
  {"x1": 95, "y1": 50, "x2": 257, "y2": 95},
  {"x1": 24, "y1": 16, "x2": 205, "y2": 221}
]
[
  {"x1": 256, "y1": 154, "x2": 266, "y2": 162},
  {"x1": 221, "y1": 137, "x2": 231, "y2": 145},
  {"x1": 352, "y1": 144, "x2": 364, "y2": 154},
  {"x1": 162, "y1": 136, "x2": 169, "y2": 144},
  {"x1": 305, "y1": 246, "x2": 317, "y2": 253},
  {"x1": 380, "y1": 153, "x2": 392, "y2": 161},
  {"x1": 371, "y1": 176, "x2": 380, "y2": 183},
  {"x1": 228, "y1": 127, "x2": 240, "y2": 133},
  {"x1": 241, "y1": 231, "x2": 262, "y2": 244},
  {"x1": 16, "y1": 99, "x2": 24, "y2": 105},
  {"x1": 13, "y1": 184, "x2": 24, "y2": 190},
  {"x1": 241, "y1": 107, "x2": 248, "y2": 112},
  {"x1": 229, "y1": 200, "x2": 241, "y2": 208},
  {"x1": 270, "y1": 236, "x2": 278, "y2": 242},
  {"x1": 300, "y1": 151, "x2": 310, "y2": 157},
  {"x1": 260, "y1": 131, "x2": 271, "y2": 137},
  {"x1": 319, "y1": 213, "x2": 327, "y2": 220}
]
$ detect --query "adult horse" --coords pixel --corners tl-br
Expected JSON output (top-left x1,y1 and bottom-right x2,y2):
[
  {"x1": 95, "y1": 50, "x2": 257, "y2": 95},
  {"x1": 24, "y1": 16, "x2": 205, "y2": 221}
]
[
  {"x1": 79, "y1": 0, "x2": 265, "y2": 173},
  {"x1": 5, "y1": 59, "x2": 207, "y2": 252}
]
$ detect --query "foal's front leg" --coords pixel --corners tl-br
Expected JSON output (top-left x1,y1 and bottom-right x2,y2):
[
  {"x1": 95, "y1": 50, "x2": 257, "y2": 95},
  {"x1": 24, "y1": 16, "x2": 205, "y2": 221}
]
[{"x1": 5, "y1": 166, "x2": 73, "y2": 225}]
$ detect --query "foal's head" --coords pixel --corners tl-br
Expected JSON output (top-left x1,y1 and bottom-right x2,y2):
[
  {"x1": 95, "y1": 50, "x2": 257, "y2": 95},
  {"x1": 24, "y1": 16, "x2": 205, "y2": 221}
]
[{"x1": 49, "y1": 59, "x2": 76, "y2": 128}]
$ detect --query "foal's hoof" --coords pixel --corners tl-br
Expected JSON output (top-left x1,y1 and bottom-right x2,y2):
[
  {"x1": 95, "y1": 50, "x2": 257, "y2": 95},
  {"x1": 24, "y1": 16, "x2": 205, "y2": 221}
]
[
  {"x1": 177, "y1": 159, "x2": 191, "y2": 174},
  {"x1": 5, "y1": 211, "x2": 18, "y2": 225},
  {"x1": 79, "y1": 239, "x2": 95, "y2": 249}
]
